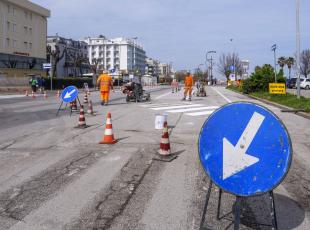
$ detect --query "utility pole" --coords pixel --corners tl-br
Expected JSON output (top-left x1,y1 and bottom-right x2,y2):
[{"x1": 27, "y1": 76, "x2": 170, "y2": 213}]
[
  {"x1": 271, "y1": 44, "x2": 277, "y2": 83},
  {"x1": 296, "y1": 0, "x2": 301, "y2": 99},
  {"x1": 206, "y1": 50, "x2": 216, "y2": 84}
]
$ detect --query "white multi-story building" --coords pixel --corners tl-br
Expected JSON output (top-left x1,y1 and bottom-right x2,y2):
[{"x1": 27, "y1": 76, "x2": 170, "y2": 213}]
[
  {"x1": 241, "y1": 60, "x2": 250, "y2": 79},
  {"x1": 0, "y1": 0, "x2": 50, "y2": 85},
  {"x1": 145, "y1": 57, "x2": 160, "y2": 77},
  {"x1": 84, "y1": 36, "x2": 146, "y2": 76},
  {"x1": 47, "y1": 35, "x2": 89, "y2": 77}
]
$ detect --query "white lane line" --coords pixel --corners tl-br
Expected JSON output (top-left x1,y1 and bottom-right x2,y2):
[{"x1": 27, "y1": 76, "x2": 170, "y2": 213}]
[
  {"x1": 0, "y1": 95, "x2": 25, "y2": 99},
  {"x1": 140, "y1": 103, "x2": 187, "y2": 108},
  {"x1": 186, "y1": 110, "x2": 215, "y2": 116},
  {"x1": 167, "y1": 106, "x2": 219, "y2": 113},
  {"x1": 151, "y1": 104, "x2": 203, "y2": 111},
  {"x1": 155, "y1": 92, "x2": 172, "y2": 100},
  {"x1": 212, "y1": 87, "x2": 232, "y2": 103}
]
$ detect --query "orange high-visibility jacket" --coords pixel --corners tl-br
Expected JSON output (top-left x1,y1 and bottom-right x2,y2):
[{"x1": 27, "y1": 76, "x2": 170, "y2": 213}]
[
  {"x1": 184, "y1": 75, "x2": 194, "y2": 87},
  {"x1": 97, "y1": 74, "x2": 113, "y2": 92}
]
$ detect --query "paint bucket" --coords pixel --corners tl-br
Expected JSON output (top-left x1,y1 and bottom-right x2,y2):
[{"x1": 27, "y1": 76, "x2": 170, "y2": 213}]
[{"x1": 155, "y1": 114, "x2": 168, "y2": 130}]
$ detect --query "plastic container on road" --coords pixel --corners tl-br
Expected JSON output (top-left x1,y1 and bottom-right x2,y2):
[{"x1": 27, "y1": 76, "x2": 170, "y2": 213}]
[{"x1": 155, "y1": 114, "x2": 168, "y2": 129}]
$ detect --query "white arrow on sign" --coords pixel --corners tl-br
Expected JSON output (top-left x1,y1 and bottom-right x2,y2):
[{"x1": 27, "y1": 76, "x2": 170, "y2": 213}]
[
  {"x1": 222, "y1": 112, "x2": 265, "y2": 180},
  {"x1": 64, "y1": 89, "x2": 76, "y2": 99}
]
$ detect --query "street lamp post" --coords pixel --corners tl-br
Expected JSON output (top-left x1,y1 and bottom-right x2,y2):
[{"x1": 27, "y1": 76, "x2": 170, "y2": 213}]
[
  {"x1": 206, "y1": 51, "x2": 216, "y2": 84},
  {"x1": 296, "y1": 0, "x2": 301, "y2": 99},
  {"x1": 271, "y1": 44, "x2": 277, "y2": 83}
]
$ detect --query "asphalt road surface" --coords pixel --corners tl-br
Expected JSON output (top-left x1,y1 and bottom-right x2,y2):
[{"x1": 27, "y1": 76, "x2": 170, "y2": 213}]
[{"x1": 0, "y1": 86, "x2": 309, "y2": 230}]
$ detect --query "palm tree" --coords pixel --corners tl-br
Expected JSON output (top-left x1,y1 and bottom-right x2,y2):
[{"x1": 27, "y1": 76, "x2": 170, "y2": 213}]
[
  {"x1": 277, "y1": 57, "x2": 286, "y2": 71},
  {"x1": 286, "y1": 57, "x2": 295, "y2": 80}
]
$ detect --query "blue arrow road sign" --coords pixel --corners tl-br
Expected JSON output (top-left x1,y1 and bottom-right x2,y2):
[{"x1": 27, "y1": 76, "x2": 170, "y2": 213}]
[
  {"x1": 61, "y1": 86, "x2": 78, "y2": 103},
  {"x1": 199, "y1": 102, "x2": 292, "y2": 196}
]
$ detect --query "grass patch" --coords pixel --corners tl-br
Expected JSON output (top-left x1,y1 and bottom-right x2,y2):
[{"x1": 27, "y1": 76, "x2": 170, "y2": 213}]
[{"x1": 251, "y1": 91, "x2": 310, "y2": 113}]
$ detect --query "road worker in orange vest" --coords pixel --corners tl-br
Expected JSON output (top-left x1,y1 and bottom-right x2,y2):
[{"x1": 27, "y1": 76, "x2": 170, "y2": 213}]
[
  {"x1": 97, "y1": 70, "x2": 114, "y2": 106},
  {"x1": 182, "y1": 72, "x2": 194, "y2": 101}
]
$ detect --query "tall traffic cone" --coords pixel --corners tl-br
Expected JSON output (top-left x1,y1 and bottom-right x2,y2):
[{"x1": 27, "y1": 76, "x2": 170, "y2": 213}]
[
  {"x1": 87, "y1": 100, "x2": 94, "y2": 115},
  {"x1": 76, "y1": 105, "x2": 87, "y2": 128},
  {"x1": 71, "y1": 99, "x2": 78, "y2": 112},
  {"x1": 83, "y1": 92, "x2": 88, "y2": 104},
  {"x1": 43, "y1": 91, "x2": 48, "y2": 99},
  {"x1": 99, "y1": 113, "x2": 117, "y2": 144},
  {"x1": 55, "y1": 90, "x2": 59, "y2": 98},
  {"x1": 158, "y1": 122, "x2": 171, "y2": 155},
  {"x1": 31, "y1": 91, "x2": 36, "y2": 99},
  {"x1": 25, "y1": 90, "x2": 29, "y2": 96},
  {"x1": 87, "y1": 90, "x2": 91, "y2": 98}
]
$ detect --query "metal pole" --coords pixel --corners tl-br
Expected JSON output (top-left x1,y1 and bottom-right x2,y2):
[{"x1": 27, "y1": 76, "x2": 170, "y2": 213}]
[
  {"x1": 274, "y1": 49, "x2": 277, "y2": 83},
  {"x1": 296, "y1": 0, "x2": 301, "y2": 99}
]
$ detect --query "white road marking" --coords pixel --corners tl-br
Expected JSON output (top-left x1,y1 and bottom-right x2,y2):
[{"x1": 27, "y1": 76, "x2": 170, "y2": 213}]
[
  {"x1": 167, "y1": 106, "x2": 219, "y2": 113},
  {"x1": 212, "y1": 87, "x2": 232, "y2": 103},
  {"x1": 155, "y1": 92, "x2": 172, "y2": 100},
  {"x1": 0, "y1": 95, "x2": 25, "y2": 99},
  {"x1": 151, "y1": 104, "x2": 203, "y2": 111},
  {"x1": 186, "y1": 110, "x2": 215, "y2": 116}
]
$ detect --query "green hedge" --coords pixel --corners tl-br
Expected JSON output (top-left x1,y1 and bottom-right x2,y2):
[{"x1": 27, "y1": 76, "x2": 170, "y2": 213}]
[{"x1": 44, "y1": 77, "x2": 94, "y2": 90}]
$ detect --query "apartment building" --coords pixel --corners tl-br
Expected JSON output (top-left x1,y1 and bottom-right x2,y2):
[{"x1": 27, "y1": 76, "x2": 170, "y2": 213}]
[
  {"x1": 85, "y1": 36, "x2": 146, "y2": 76},
  {"x1": 47, "y1": 35, "x2": 90, "y2": 77},
  {"x1": 0, "y1": 0, "x2": 50, "y2": 85}
]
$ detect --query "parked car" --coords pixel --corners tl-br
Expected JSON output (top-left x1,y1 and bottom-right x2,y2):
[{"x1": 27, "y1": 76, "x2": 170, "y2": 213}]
[
  {"x1": 300, "y1": 78, "x2": 310, "y2": 90},
  {"x1": 287, "y1": 78, "x2": 298, "y2": 88}
]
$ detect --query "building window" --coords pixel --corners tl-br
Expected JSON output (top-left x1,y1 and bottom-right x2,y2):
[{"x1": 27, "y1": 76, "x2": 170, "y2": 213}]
[
  {"x1": 29, "y1": 43, "x2": 32, "y2": 50},
  {"x1": 24, "y1": 26, "x2": 28, "y2": 34},
  {"x1": 13, "y1": 7, "x2": 16, "y2": 15},
  {"x1": 24, "y1": 42, "x2": 28, "y2": 49},
  {"x1": 24, "y1": 11, "x2": 28, "y2": 19},
  {"x1": 13, "y1": 24, "x2": 17, "y2": 32},
  {"x1": 7, "y1": 5, "x2": 10, "y2": 13},
  {"x1": 13, "y1": 40, "x2": 17, "y2": 48},
  {"x1": 6, "y1": 38, "x2": 10, "y2": 48},
  {"x1": 29, "y1": 28, "x2": 32, "y2": 35},
  {"x1": 29, "y1": 13, "x2": 33, "y2": 20},
  {"x1": 7, "y1": 21, "x2": 10, "y2": 31}
]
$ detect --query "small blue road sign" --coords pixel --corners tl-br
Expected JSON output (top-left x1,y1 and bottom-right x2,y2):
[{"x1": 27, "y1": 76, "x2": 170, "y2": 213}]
[
  {"x1": 230, "y1": 65, "x2": 235, "y2": 72},
  {"x1": 61, "y1": 86, "x2": 78, "y2": 103},
  {"x1": 199, "y1": 102, "x2": 292, "y2": 196}
]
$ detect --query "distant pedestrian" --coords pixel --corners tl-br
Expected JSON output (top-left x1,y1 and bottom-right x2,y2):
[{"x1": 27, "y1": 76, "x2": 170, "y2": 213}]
[
  {"x1": 29, "y1": 76, "x2": 38, "y2": 93},
  {"x1": 182, "y1": 72, "x2": 194, "y2": 101}
]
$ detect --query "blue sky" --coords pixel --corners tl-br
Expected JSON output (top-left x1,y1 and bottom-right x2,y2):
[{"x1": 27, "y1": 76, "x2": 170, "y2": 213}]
[{"x1": 32, "y1": 0, "x2": 310, "y2": 77}]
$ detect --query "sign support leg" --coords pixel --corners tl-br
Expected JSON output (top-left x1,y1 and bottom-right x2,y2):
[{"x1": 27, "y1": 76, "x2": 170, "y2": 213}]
[
  {"x1": 56, "y1": 101, "x2": 63, "y2": 117},
  {"x1": 270, "y1": 191, "x2": 278, "y2": 229},
  {"x1": 199, "y1": 181, "x2": 213, "y2": 230},
  {"x1": 233, "y1": 196, "x2": 242, "y2": 230},
  {"x1": 216, "y1": 188, "x2": 223, "y2": 220},
  {"x1": 76, "y1": 96, "x2": 82, "y2": 107}
]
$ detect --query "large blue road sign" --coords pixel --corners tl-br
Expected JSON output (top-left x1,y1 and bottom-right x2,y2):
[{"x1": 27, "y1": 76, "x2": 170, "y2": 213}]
[
  {"x1": 199, "y1": 102, "x2": 292, "y2": 196},
  {"x1": 61, "y1": 86, "x2": 78, "y2": 103}
]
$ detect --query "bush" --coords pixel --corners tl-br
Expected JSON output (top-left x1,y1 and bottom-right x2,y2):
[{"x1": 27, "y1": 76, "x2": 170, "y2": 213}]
[
  {"x1": 241, "y1": 64, "x2": 285, "y2": 94},
  {"x1": 44, "y1": 77, "x2": 94, "y2": 90}
]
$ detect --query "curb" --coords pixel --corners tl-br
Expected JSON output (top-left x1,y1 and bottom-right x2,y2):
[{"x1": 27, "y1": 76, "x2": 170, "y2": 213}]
[{"x1": 227, "y1": 88, "x2": 310, "y2": 120}]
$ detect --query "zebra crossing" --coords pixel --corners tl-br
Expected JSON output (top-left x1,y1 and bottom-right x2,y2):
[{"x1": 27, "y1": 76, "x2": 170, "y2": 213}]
[{"x1": 140, "y1": 102, "x2": 219, "y2": 117}]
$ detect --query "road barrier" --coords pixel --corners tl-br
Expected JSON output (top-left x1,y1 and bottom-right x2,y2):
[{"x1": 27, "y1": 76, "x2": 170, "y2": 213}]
[{"x1": 76, "y1": 105, "x2": 87, "y2": 128}]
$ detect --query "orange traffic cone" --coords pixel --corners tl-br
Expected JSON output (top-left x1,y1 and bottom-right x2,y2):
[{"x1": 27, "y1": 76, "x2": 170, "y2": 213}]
[
  {"x1": 31, "y1": 91, "x2": 36, "y2": 99},
  {"x1": 25, "y1": 90, "x2": 29, "y2": 96},
  {"x1": 99, "y1": 113, "x2": 117, "y2": 144},
  {"x1": 87, "y1": 90, "x2": 91, "y2": 97},
  {"x1": 87, "y1": 100, "x2": 94, "y2": 115},
  {"x1": 77, "y1": 105, "x2": 87, "y2": 128},
  {"x1": 83, "y1": 92, "x2": 88, "y2": 104},
  {"x1": 55, "y1": 90, "x2": 60, "y2": 98},
  {"x1": 43, "y1": 91, "x2": 47, "y2": 99},
  {"x1": 71, "y1": 99, "x2": 78, "y2": 112},
  {"x1": 158, "y1": 121, "x2": 171, "y2": 155}
]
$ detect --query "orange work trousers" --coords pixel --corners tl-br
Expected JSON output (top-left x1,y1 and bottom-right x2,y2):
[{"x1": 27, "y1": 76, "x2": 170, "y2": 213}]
[
  {"x1": 184, "y1": 86, "x2": 192, "y2": 98},
  {"x1": 100, "y1": 91, "x2": 110, "y2": 103}
]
